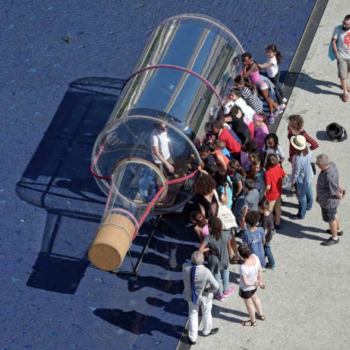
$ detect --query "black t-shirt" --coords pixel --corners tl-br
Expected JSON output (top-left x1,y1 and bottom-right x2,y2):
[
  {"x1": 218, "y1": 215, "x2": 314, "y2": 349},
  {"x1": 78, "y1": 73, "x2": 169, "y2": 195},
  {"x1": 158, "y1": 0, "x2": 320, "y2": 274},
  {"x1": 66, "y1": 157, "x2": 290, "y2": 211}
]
[
  {"x1": 203, "y1": 154, "x2": 216, "y2": 165},
  {"x1": 198, "y1": 190, "x2": 220, "y2": 218},
  {"x1": 261, "y1": 212, "x2": 274, "y2": 242}
]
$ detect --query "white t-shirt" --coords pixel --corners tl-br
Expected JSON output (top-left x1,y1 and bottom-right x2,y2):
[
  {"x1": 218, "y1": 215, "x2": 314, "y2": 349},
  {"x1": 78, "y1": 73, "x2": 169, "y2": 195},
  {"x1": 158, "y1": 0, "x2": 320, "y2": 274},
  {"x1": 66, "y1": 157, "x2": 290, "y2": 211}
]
[
  {"x1": 333, "y1": 26, "x2": 350, "y2": 59},
  {"x1": 239, "y1": 254, "x2": 260, "y2": 292},
  {"x1": 234, "y1": 97, "x2": 255, "y2": 122},
  {"x1": 263, "y1": 144, "x2": 285, "y2": 162},
  {"x1": 150, "y1": 129, "x2": 170, "y2": 164},
  {"x1": 266, "y1": 56, "x2": 278, "y2": 78}
]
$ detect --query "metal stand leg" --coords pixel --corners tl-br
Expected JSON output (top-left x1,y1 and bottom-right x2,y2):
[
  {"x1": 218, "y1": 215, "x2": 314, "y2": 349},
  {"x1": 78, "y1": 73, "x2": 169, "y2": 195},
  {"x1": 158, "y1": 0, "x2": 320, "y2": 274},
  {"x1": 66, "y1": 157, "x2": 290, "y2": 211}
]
[{"x1": 113, "y1": 214, "x2": 162, "y2": 276}]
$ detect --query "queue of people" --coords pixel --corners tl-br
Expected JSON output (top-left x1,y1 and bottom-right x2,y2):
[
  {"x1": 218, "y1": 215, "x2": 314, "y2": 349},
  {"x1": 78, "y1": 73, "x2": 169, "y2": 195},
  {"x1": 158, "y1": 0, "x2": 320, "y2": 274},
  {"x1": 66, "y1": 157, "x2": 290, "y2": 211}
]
[{"x1": 182, "y1": 43, "x2": 346, "y2": 344}]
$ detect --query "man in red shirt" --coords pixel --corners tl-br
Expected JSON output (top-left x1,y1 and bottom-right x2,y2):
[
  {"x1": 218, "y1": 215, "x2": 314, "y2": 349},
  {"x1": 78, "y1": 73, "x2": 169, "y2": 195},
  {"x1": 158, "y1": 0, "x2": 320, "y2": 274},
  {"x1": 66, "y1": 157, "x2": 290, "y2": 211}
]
[
  {"x1": 264, "y1": 154, "x2": 288, "y2": 229},
  {"x1": 211, "y1": 120, "x2": 241, "y2": 158}
]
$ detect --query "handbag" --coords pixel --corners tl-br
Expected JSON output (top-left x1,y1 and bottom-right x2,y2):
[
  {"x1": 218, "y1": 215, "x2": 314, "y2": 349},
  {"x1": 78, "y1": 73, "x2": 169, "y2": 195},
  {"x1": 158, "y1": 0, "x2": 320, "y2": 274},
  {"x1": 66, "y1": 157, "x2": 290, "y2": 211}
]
[
  {"x1": 213, "y1": 190, "x2": 237, "y2": 230},
  {"x1": 328, "y1": 26, "x2": 342, "y2": 61}
]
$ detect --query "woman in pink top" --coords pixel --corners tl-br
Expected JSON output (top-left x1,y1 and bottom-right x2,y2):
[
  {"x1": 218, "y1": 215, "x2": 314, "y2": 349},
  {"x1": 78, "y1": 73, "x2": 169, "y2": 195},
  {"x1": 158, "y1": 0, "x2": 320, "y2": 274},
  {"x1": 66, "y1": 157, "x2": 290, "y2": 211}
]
[
  {"x1": 241, "y1": 52, "x2": 281, "y2": 123},
  {"x1": 253, "y1": 113, "x2": 269, "y2": 154}
]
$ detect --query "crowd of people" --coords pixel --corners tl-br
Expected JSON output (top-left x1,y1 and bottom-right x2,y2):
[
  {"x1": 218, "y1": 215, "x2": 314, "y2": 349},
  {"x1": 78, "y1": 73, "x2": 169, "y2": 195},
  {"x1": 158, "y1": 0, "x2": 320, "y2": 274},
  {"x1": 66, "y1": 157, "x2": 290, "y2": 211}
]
[{"x1": 181, "y1": 42, "x2": 346, "y2": 345}]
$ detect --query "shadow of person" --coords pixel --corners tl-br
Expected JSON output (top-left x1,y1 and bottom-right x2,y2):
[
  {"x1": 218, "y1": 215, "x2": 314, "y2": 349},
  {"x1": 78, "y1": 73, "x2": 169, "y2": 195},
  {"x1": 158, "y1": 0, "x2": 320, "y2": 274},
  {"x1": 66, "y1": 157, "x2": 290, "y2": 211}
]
[
  {"x1": 146, "y1": 297, "x2": 187, "y2": 317},
  {"x1": 211, "y1": 304, "x2": 248, "y2": 324},
  {"x1": 279, "y1": 211, "x2": 325, "y2": 241},
  {"x1": 316, "y1": 130, "x2": 333, "y2": 141},
  {"x1": 118, "y1": 274, "x2": 184, "y2": 294},
  {"x1": 94, "y1": 308, "x2": 184, "y2": 338},
  {"x1": 284, "y1": 72, "x2": 340, "y2": 97}
]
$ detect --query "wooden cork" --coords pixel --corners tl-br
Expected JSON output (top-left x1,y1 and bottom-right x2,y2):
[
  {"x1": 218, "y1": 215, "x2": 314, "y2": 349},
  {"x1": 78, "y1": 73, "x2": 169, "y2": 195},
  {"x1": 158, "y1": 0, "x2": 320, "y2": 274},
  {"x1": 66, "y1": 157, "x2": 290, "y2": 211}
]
[{"x1": 88, "y1": 214, "x2": 135, "y2": 271}]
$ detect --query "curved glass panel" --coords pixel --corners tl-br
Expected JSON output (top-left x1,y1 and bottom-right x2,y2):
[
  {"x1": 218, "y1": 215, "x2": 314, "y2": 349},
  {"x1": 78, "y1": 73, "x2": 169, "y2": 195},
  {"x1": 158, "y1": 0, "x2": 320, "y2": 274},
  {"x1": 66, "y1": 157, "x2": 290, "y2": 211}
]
[{"x1": 89, "y1": 14, "x2": 246, "y2": 270}]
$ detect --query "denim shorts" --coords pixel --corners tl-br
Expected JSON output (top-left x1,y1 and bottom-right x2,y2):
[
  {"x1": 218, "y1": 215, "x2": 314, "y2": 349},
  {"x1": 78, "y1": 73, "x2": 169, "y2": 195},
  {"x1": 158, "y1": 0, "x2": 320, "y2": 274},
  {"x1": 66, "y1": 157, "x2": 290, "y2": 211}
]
[{"x1": 321, "y1": 207, "x2": 337, "y2": 223}]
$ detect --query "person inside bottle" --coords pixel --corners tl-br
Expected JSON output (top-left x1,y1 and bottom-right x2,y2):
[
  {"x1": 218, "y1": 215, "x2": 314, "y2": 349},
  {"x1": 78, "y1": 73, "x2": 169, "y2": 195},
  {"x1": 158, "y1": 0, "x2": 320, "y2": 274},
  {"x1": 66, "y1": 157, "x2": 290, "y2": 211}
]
[{"x1": 150, "y1": 121, "x2": 175, "y2": 177}]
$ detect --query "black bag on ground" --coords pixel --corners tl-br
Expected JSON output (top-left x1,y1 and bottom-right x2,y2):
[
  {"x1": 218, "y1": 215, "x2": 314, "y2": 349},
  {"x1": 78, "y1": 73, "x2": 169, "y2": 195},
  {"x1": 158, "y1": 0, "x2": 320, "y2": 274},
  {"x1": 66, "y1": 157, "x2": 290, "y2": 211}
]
[{"x1": 326, "y1": 123, "x2": 347, "y2": 142}]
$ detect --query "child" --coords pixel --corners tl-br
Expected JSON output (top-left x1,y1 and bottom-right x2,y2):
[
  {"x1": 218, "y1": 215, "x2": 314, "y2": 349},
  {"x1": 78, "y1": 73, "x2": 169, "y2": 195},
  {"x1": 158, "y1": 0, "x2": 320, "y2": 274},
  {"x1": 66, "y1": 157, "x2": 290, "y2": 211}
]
[
  {"x1": 216, "y1": 115, "x2": 242, "y2": 145},
  {"x1": 247, "y1": 149, "x2": 260, "y2": 171},
  {"x1": 241, "y1": 52, "x2": 282, "y2": 123},
  {"x1": 234, "y1": 75, "x2": 263, "y2": 113},
  {"x1": 264, "y1": 154, "x2": 288, "y2": 230},
  {"x1": 259, "y1": 200, "x2": 276, "y2": 269},
  {"x1": 287, "y1": 114, "x2": 319, "y2": 162},
  {"x1": 214, "y1": 139, "x2": 232, "y2": 160},
  {"x1": 224, "y1": 104, "x2": 252, "y2": 144},
  {"x1": 229, "y1": 88, "x2": 256, "y2": 122},
  {"x1": 207, "y1": 142, "x2": 231, "y2": 174},
  {"x1": 253, "y1": 113, "x2": 269, "y2": 153},
  {"x1": 190, "y1": 211, "x2": 209, "y2": 242},
  {"x1": 249, "y1": 158, "x2": 266, "y2": 199},
  {"x1": 229, "y1": 159, "x2": 247, "y2": 234},
  {"x1": 202, "y1": 121, "x2": 214, "y2": 144},
  {"x1": 240, "y1": 139, "x2": 258, "y2": 171},
  {"x1": 242, "y1": 179, "x2": 260, "y2": 224},
  {"x1": 198, "y1": 144, "x2": 216, "y2": 173},
  {"x1": 258, "y1": 44, "x2": 287, "y2": 106},
  {"x1": 263, "y1": 133, "x2": 285, "y2": 167},
  {"x1": 242, "y1": 210, "x2": 266, "y2": 270}
]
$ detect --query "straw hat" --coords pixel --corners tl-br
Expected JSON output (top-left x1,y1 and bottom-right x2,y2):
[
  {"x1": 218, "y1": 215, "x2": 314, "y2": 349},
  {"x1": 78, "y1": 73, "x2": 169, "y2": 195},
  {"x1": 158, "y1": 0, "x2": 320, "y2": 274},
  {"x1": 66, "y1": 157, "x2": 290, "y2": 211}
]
[{"x1": 290, "y1": 135, "x2": 306, "y2": 150}]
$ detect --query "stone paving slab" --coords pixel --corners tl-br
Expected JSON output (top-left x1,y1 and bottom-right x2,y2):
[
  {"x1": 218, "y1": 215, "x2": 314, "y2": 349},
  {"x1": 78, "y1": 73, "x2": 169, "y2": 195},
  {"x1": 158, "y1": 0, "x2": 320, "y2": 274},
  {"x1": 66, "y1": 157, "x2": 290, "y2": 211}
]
[{"x1": 194, "y1": 1, "x2": 350, "y2": 349}]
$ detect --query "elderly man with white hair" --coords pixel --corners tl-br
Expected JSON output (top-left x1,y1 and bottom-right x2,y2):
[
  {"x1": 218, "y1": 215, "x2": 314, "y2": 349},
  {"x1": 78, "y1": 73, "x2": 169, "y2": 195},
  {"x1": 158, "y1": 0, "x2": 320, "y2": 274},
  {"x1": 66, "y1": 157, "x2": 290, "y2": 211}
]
[
  {"x1": 316, "y1": 154, "x2": 345, "y2": 246},
  {"x1": 182, "y1": 251, "x2": 219, "y2": 345}
]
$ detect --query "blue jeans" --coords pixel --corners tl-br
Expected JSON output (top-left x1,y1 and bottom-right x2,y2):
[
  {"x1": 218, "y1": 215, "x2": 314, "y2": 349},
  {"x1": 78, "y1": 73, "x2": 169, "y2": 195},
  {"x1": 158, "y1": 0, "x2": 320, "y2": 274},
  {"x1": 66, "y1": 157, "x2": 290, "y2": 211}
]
[
  {"x1": 214, "y1": 268, "x2": 229, "y2": 296},
  {"x1": 264, "y1": 241, "x2": 275, "y2": 267},
  {"x1": 297, "y1": 184, "x2": 313, "y2": 218}
]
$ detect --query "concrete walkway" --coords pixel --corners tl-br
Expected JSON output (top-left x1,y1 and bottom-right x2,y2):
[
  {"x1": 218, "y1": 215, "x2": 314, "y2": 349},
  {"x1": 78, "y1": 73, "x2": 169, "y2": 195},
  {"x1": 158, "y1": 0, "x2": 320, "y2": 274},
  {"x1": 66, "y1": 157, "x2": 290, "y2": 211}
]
[{"x1": 194, "y1": 1, "x2": 350, "y2": 349}]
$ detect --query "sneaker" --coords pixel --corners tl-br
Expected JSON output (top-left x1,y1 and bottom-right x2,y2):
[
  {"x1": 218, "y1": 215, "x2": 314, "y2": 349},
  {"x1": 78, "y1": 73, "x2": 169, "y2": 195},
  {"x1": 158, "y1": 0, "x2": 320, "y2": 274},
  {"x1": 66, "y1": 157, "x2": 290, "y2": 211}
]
[
  {"x1": 266, "y1": 265, "x2": 277, "y2": 270},
  {"x1": 282, "y1": 97, "x2": 288, "y2": 103},
  {"x1": 277, "y1": 104, "x2": 286, "y2": 111},
  {"x1": 214, "y1": 292, "x2": 225, "y2": 301},
  {"x1": 326, "y1": 229, "x2": 343, "y2": 236},
  {"x1": 262, "y1": 267, "x2": 266, "y2": 272},
  {"x1": 270, "y1": 111, "x2": 278, "y2": 118},
  {"x1": 267, "y1": 116, "x2": 275, "y2": 125},
  {"x1": 275, "y1": 224, "x2": 281, "y2": 230},
  {"x1": 223, "y1": 286, "x2": 235, "y2": 298},
  {"x1": 203, "y1": 328, "x2": 219, "y2": 337},
  {"x1": 321, "y1": 237, "x2": 339, "y2": 246}
]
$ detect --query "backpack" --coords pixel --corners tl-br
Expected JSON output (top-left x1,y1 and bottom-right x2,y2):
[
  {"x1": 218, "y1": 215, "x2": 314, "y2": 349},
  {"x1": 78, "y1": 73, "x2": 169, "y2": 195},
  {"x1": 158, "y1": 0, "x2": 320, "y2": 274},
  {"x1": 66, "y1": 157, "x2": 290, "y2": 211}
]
[
  {"x1": 328, "y1": 25, "x2": 342, "y2": 61},
  {"x1": 326, "y1": 123, "x2": 347, "y2": 142}
]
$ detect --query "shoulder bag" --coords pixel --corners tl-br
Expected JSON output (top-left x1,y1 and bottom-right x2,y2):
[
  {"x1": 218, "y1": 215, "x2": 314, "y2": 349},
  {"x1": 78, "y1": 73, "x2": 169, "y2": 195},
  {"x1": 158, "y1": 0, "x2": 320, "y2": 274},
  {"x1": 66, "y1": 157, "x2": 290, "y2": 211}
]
[{"x1": 213, "y1": 190, "x2": 237, "y2": 230}]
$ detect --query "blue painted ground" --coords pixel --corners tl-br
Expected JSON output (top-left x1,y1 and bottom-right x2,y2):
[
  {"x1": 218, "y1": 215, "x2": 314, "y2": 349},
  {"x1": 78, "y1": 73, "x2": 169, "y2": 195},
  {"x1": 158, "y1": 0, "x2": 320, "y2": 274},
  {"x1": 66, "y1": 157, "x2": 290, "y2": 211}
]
[{"x1": 0, "y1": 1, "x2": 316, "y2": 349}]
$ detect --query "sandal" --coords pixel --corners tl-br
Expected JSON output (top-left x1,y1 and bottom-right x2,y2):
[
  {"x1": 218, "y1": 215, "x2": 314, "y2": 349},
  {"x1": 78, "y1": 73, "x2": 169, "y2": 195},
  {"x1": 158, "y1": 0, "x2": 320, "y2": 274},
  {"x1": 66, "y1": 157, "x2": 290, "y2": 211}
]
[
  {"x1": 241, "y1": 320, "x2": 257, "y2": 326},
  {"x1": 342, "y1": 93, "x2": 349, "y2": 102},
  {"x1": 347, "y1": 86, "x2": 350, "y2": 92},
  {"x1": 256, "y1": 313, "x2": 265, "y2": 321}
]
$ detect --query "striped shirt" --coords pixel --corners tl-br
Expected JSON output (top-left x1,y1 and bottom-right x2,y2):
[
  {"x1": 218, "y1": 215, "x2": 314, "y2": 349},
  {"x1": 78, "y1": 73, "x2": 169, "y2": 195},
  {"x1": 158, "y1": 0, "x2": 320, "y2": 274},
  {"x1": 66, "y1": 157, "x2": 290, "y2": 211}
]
[
  {"x1": 241, "y1": 87, "x2": 263, "y2": 113},
  {"x1": 288, "y1": 129, "x2": 319, "y2": 157}
]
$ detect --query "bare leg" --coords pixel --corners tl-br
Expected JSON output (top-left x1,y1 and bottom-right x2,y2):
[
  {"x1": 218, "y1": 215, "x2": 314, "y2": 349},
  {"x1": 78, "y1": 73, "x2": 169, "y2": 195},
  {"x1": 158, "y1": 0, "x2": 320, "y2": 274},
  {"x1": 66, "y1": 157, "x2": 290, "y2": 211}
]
[
  {"x1": 243, "y1": 298, "x2": 256, "y2": 322},
  {"x1": 230, "y1": 235, "x2": 239, "y2": 259},
  {"x1": 239, "y1": 220, "x2": 245, "y2": 230},
  {"x1": 194, "y1": 225, "x2": 203, "y2": 242},
  {"x1": 340, "y1": 78, "x2": 348, "y2": 96},
  {"x1": 274, "y1": 208, "x2": 281, "y2": 225},
  {"x1": 329, "y1": 219, "x2": 338, "y2": 239},
  {"x1": 335, "y1": 213, "x2": 342, "y2": 231},
  {"x1": 251, "y1": 293, "x2": 263, "y2": 317},
  {"x1": 260, "y1": 89, "x2": 279, "y2": 114}
]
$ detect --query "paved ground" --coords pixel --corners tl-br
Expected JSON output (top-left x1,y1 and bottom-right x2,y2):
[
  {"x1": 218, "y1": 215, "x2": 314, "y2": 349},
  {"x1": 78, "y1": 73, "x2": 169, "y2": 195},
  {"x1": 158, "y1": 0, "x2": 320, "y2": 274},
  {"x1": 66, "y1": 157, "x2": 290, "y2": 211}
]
[
  {"x1": 194, "y1": 0, "x2": 350, "y2": 349},
  {"x1": 0, "y1": 0, "x2": 323, "y2": 349}
]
